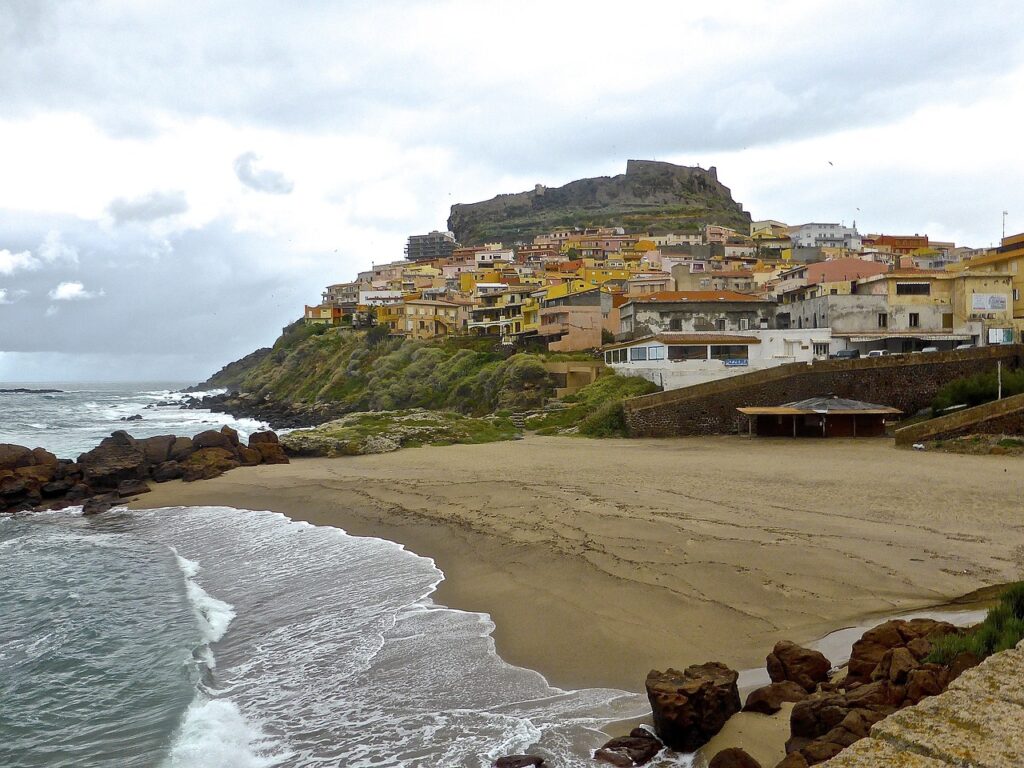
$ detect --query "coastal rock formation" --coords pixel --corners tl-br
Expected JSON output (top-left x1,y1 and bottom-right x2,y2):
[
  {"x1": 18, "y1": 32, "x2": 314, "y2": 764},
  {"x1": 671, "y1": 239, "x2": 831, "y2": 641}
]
[
  {"x1": 743, "y1": 681, "x2": 809, "y2": 715},
  {"x1": 493, "y1": 757, "x2": 545, "y2": 768},
  {"x1": 846, "y1": 619, "x2": 958, "y2": 685},
  {"x1": 593, "y1": 728, "x2": 662, "y2": 766},
  {"x1": 645, "y1": 662, "x2": 741, "y2": 752},
  {"x1": 767, "y1": 641, "x2": 832, "y2": 692},
  {"x1": 447, "y1": 160, "x2": 751, "y2": 246},
  {"x1": 0, "y1": 428, "x2": 288, "y2": 515},
  {"x1": 709, "y1": 747, "x2": 762, "y2": 768}
]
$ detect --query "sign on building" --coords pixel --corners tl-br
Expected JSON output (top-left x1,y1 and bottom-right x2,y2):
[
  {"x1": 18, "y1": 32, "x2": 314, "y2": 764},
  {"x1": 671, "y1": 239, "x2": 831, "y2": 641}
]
[
  {"x1": 724, "y1": 358, "x2": 749, "y2": 367},
  {"x1": 971, "y1": 293, "x2": 1009, "y2": 312},
  {"x1": 988, "y1": 328, "x2": 1015, "y2": 345}
]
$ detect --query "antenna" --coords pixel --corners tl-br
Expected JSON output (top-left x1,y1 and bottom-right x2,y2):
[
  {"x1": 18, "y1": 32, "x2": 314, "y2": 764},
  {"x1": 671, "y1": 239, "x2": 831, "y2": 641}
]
[{"x1": 1003, "y1": 210, "x2": 1009, "y2": 241}]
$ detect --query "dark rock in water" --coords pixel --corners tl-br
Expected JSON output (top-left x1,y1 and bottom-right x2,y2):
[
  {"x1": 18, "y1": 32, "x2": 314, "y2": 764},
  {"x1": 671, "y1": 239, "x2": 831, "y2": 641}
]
[
  {"x1": 117, "y1": 478, "x2": 151, "y2": 498},
  {"x1": 119, "y1": 414, "x2": 143, "y2": 422},
  {"x1": 78, "y1": 431, "x2": 147, "y2": 488},
  {"x1": 646, "y1": 662, "x2": 741, "y2": 752},
  {"x1": 152, "y1": 461, "x2": 183, "y2": 483},
  {"x1": 192, "y1": 429, "x2": 235, "y2": 451},
  {"x1": 743, "y1": 681, "x2": 808, "y2": 715},
  {"x1": 168, "y1": 436, "x2": 194, "y2": 462},
  {"x1": 709, "y1": 747, "x2": 762, "y2": 768},
  {"x1": 767, "y1": 641, "x2": 831, "y2": 693},
  {"x1": 180, "y1": 447, "x2": 240, "y2": 482},
  {"x1": 83, "y1": 493, "x2": 119, "y2": 516},
  {"x1": 32, "y1": 447, "x2": 58, "y2": 467},
  {"x1": 0, "y1": 444, "x2": 35, "y2": 471},
  {"x1": 41, "y1": 479, "x2": 73, "y2": 496},
  {"x1": 66, "y1": 483, "x2": 92, "y2": 501},
  {"x1": 494, "y1": 757, "x2": 545, "y2": 768},
  {"x1": 0, "y1": 388, "x2": 63, "y2": 394},
  {"x1": 594, "y1": 729, "x2": 662, "y2": 766}
]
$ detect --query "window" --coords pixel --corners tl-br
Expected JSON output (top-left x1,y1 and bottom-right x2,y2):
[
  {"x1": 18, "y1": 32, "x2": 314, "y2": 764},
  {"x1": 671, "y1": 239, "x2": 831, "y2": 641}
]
[
  {"x1": 813, "y1": 343, "x2": 829, "y2": 357},
  {"x1": 739, "y1": 318, "x2": 749, "y2": 330},
  {"x1": 669, "y1": 318, "x2": 682, "y2": 331},
  {"x1": 629, "y1": 347, "x2": 647, "y2": 361},
  {"x1": 878, "y1": 313, "x2": 888, "y2": 328},
  {"x1": 710, "y1": 345, "x2": 749, "y2": 361},
  {"x1": 648, "y1": 346, "x2": 665, "y2": 360},
  {"x1": 909, "y1": 312, "x2": 920, "y2": 328},
  {"x1": 616, "y1": 348, "x2": 627, "y2": 363},
  {"x1": 668, "y1": 345, "x2": 707, "y2": 361},
  {"x1": 1015, "y1": 289, "x2": 1020, "y2": 302},
  {"x1": 716, "y1": 318, "x2": 727, "y2": 331},
  {"x1": 605, "y1": 351, "x2": 613, "y2": 364},
  {"x1": 896, "y1": 282, "x2": 930, "y2": 296}
]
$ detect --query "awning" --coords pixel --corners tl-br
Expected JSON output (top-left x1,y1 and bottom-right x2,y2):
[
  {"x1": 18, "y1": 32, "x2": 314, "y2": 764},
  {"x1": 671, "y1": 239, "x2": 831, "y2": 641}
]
[{"x1": 841, "y1": 333, "x2": 971, "y2": 343}]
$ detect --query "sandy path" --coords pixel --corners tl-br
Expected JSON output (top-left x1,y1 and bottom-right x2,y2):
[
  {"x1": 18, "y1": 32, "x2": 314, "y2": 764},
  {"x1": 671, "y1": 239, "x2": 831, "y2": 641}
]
[{"x1": 132, "y1": 435, "x2": 1024, "y2": 694}]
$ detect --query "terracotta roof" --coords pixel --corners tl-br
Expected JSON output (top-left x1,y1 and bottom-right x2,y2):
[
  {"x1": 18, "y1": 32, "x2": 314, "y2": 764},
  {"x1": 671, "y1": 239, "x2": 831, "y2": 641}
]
[
  {"x1": 602, "y1": 333, "x2": 761, "y2": 351},
  {"x1": 626, "y1": 290, "x2": 766, "y2": 303},
  {"x1": 738, "y1": 396, "x2": 901, "y2": 416},
  {"x1": 805, "y1": 258, "x2": 889, "y2": 285}
]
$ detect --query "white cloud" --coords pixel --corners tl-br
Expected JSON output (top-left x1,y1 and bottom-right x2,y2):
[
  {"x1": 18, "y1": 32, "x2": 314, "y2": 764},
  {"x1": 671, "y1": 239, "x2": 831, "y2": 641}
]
[
  {"x1": 44, "y1": 305, "x2": 58, "y2": 317},
  {"x1": 0, "y1": 288, "x2": 28, "y2": 304},
  {"x1": 233, "y1": 152, "x2": 294, "y2": 194},
  {"x1": 48, "y1": 281, "x2": 103, "y2": 300},
  {"x1": 0, "y1": 248, "x2": 40, "y2": 275},
  {"x1": 38, "y1": 230, "x2": 79, "y2": 265},
  {"x1": 107, "y1": 189, "x2": 188, "y2": 224}
]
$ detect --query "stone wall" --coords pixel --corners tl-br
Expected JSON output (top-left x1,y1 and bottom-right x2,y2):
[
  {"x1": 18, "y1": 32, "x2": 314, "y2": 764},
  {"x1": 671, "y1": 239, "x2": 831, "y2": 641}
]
[
  {"x1": 623, "y1": 346, "x2": 1024, "y2": 437},
  {"x1": 894, "y1": 391, "x2": 1024, "y2": 446}
]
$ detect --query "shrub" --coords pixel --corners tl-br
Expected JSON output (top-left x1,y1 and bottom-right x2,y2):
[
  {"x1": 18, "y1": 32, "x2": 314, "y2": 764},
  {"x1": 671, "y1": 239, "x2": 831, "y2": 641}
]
[
  {"x1": 931, "y1": 368, "x2": 1024, "y2": 415},
  {"x1": 532, "y1": 372, "x2": 660, "y2": 437},
  {"x1": 927, "y1": 581, "x2": 1024, "y2": 664}
]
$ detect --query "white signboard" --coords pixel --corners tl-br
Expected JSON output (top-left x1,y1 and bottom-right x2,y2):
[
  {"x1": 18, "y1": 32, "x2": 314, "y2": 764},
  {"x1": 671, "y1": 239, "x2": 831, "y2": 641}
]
[
  {"x1": 988, "y1": 328, "x2": 1015, "y2": 345},
  {"x1": 971, "y1": 293, "x2": 1009, "y2": 312}
]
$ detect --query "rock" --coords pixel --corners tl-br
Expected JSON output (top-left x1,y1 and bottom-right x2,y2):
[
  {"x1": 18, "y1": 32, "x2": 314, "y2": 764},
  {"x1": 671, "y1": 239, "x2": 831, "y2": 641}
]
[
  {"x1": 774, "y1": 753, "x2": 809, "y2": 768},
  {"x1": 594, "y1": 731, "x2": 662, "y2": 766},
  {"x1": 947, "y1": 650, "x2": 981, "y2": 681},
  {"x1": 15, "y1": 464, "x2": 56, "y2": 484},
  {"x1": 847, "y1": 619, "x2": 958, "y2": 685},
  {"x1": 252, "y1": 441, "x2": 289, "y2": 464},
  {"x1": 83, "y1": 492, "x2": 119, "y2": 516},
  {"x1": 872, "y1": 646, "x2": 918, "y2": 685},
  {"x1": 192, "y1": 429, "x2": 235, "y2": 451},
  {"x1": 744, "y1": 681, "x2": 808, "y2": 714},
  {"x1": 709, "y1": 747, "x2": 762, "y2": 768},
  {"x1": 41, "y1": 479, "x2": 73, "y2": 496},
  {"x1": 180, "y1": 447, "x2": 240, "y2": 482},
  {"x1": 645, "y1": 662, "x2": 741, "y2": 752},
  {"x1": 152, "y1": 461, "x2": 183, "y2": 483},
  {"x1": 904, "y1": 665, "x2": 947, "y2": 705},
  {"x1": 117, "y1": 478, "x2": 151, "y2": 498},
  {"x1": 168, "y1": 436, "x2": 194, "y2": 462},
  {"x1": 494, "y1": 757, "x2": 545, "y2": 768},
  {"x1": 77, "y1": 431, "x2": 146, "y2": 488},
  {"x1": 0, "y1": 444, "x2": 34, "y2": 470},
  {"x1": 237, "y1": 445, "x2": 262, "y2": 466},
  {"x1": 248, "y1": 430, "x2": 279, "y2": 445},
  {"x1": 139, "y1": 435, "x2": 177, "y2": 465},
  {"x1": 31, "y1": 447, "x2": 58, "y2": 467},
  {"x1": 767, "y1": 641, "x2": 832, "y2": 693},
  {"x1": 66, "y1": 483, "x2": 92, "y2": 501},
  {"x1": 220, "y1": 425, "x2": 240, "y2": 446},
  {"x1": 120, "y1": 414, "x2": 143, "y2": 421}
]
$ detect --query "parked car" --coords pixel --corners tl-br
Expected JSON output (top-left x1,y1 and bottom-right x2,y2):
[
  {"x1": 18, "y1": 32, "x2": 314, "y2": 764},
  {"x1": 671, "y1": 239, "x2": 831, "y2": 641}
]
[
  {"x1": 829, "y1": 349, "x2": 861, "y2": 359},
  {"x1": 865, "y1": 350, "x2": 889, "y2": 358},
  {"x1": 920, "y1": 346, "x2": 939, "y2": 353},
  {"x1": 955, "y1": 343, "x2": 974, "y2": 350}
]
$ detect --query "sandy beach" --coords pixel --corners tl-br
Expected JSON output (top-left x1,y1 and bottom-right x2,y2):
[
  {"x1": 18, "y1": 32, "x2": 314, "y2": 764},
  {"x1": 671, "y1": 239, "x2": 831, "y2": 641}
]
[{"x1": 132, "y1": 435, "x2": 1023, "y2": 696}]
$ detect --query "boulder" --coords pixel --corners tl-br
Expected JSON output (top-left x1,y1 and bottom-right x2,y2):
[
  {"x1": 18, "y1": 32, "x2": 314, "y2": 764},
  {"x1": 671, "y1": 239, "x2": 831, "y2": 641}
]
[
  {"x1": 220, "y1": 425, "x2": 240, "y2": 446},
  {"x1": 117, "y1": 478, "x2": 151, "y2": 498},
  {"x1": 767, "y1": 641, "x2": 832, "y2": 693},
  {"x1": 83, "y1": 492, "x2": 119, "y2": 516},
  {"x1": 645, "y1": 662, "x2": 741, "y2": 752},
  {"x1": 31, "y1": 447, "x2": 58, "y2": 467},
  {"x1": 78, "y1": 431, "x2": 147, "y2": 488},
  {"x1": 192, "y1": 429, "x2": 235, "y2": 451},
  {"x1": 168, "y1": 436, "x2": 194, "y2": 462},
  {"x1": 139, "y1": 435, "x2": 177, "y2": 465},
  {"x1": 846, "y1": 619, "x2": 958, "y2": 685},
  {"x1": 0, "y1": 444, "x2": 34, "y2": 470},
  {"x1": 238, "y1": 445, "x2": 263, "y2": 466},
  {"x1": 180, "y1": 448, "x2": 240, "y2": 482},
  {"x1": 743, "y1": 681, "x2": 808, "y2": 715},
  {"x1": 252, "y1": 441, "x2": 289, "y2": 464},
  {"x1": 494, "y1": 757, "x2": 545, "y2": 768},
  {"x1": 15, "y1": 464, "x2": 56, "y2": 484},
  {"x1": 774, "y1": 754, "x2": 809, "y2": 768},
  {"x1": 41, "y1": 479, "x2": 73, "y2": 496},
  {"x1": 871, "y1": 646, "x2": 918, "y2": 685},
  {"x1": 709, "y1": 747, "x2": 762, "y2": 768},
  {"x1": 248, "y1": 430, "x2": 279, "y2": 445},
  {"x1": 152, "y1": 461, "x2": 183, "y2": 483},
  {"x1": 594, "y1": 730, "x2": 662, "y2": 766}
]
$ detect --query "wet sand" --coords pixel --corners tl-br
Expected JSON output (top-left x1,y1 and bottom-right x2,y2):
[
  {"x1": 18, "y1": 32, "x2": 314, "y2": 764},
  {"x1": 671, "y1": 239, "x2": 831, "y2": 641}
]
[{"x1": 132, "y1": 435, "x2": 1024, "y2": 700}]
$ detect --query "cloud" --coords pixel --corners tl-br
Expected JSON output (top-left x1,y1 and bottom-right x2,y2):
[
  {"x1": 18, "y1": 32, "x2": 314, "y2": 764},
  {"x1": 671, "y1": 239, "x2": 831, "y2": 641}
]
[
  {"x1": 48, "y1": 281, "x2": 103, "y2": 300},
  {"x1": 0, "y1": 248, "x2": 40, "y2": 275},
  {"x1": 107, "y1": 190, "x2": 189, "y2": 224},
  {"x1": 0, "y1": 288, "x2": 28, "y2": 304},
  {"x1": 44, "y1": 304, "x2": 58, "y2": 317},
  {"x1": 233, "y1": 152, "x2": 294, "y2": 194}
]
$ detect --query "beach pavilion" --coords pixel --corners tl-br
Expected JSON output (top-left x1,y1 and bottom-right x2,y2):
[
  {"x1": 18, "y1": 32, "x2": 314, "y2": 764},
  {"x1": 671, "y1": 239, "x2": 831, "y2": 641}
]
[{"x1": 737, "y1": 396, "x2": 902, "y2": 438}]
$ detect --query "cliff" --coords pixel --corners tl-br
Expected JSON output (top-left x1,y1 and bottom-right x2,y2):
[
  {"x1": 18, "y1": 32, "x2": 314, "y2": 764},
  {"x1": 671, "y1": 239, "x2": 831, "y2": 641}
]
[{"x1": 447, "y1": 159, "x2": 751, "y2": 245}]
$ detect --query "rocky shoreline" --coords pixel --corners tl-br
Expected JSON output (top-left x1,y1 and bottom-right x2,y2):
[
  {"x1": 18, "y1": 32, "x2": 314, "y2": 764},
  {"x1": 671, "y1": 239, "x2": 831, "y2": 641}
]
[
  {"x1": 0, "y1": 426, "x2": 288, "y2": 515},
  {"x1": 183, "y1": 391, "x2": 346, "y2": 429}
]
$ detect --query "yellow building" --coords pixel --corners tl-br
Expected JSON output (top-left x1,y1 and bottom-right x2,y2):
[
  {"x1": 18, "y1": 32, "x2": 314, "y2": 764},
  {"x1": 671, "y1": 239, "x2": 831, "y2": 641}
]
[
  {"x1": 468, "y1": 286, "x2": 540, "y2": 339},
  {"x1": 401, "y1": 299, "x2": 461, "y2": 340},
  {"x1": 375, "y1": 303, "x2": 403, "y2": 332},
  {"x1": 304, "y1": 304, "x2": 342, "y2": 326},
  {"x1": 958, "y1": 232, "x2": 1024, "y2": 339}
]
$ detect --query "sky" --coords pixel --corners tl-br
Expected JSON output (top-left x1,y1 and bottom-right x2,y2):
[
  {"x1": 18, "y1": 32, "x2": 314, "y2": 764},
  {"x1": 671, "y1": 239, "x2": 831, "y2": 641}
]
[{"x1": 1, "y1": 0, "x2": 1023, "y2": 382}]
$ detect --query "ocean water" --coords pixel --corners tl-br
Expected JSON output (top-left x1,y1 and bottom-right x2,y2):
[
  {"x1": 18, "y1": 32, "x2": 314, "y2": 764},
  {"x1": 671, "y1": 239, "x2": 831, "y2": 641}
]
[
  {"x1": 0, "y1": 381, "x2": 269, "y2": 458},
  {"x1": 1, "y1": 384, "x2": 663, "y2": 767}
]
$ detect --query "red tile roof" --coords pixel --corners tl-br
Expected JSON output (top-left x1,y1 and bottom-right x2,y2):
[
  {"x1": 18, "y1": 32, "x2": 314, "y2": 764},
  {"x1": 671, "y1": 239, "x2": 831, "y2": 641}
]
[{"x1": 628, "y1": 290, "x2": 766, "y2": 303}]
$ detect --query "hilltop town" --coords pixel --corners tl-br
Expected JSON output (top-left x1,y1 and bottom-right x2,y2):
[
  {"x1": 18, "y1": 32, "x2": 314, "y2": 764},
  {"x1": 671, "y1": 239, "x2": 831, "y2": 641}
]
[{"x1": 302, "y1": 161, "x2": 1023, "y2": 396}]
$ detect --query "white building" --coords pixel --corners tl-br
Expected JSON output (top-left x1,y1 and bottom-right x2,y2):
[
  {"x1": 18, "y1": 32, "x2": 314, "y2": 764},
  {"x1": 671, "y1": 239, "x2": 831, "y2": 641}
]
[
  {"x1": 602, "y1": 328, "x2": 828, "y2": 390},
  {"x1": 358, "y1": 290, "x2": 403, "y2": 306},
  {"x1": 790, "y1": 223, "x2": 862, "y2": 251}
]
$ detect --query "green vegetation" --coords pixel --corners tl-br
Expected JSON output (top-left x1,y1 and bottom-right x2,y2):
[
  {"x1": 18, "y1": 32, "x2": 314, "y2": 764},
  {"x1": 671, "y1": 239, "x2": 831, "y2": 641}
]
[
  {"x1": 528, "y1": 373, "x2": 660, "y2": 437},
  {"x1": 281, "y1": 410, "x2": 519, "y2": 457},
  {"x1": 927, "y1": 582, "x2": 1024, "y2": 665},
  {"x1": 931, "y1": 368, "x2": 1024, "y2": 415}
]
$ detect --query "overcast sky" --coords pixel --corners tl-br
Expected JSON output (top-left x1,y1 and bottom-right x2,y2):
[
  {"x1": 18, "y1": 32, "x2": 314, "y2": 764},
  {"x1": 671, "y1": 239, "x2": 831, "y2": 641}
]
[{"x1": 2, "y1": 0, "x2": 1023, "y2": 382}]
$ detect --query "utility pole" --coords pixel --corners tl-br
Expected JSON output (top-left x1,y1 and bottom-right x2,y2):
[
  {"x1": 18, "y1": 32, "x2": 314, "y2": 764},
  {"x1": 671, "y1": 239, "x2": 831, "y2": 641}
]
[
  {"x1": 999, "y1": 360, "x2": 1003, "y2": 401},
  {"x1": 1003, "y1": 210, "x2": 1009, "y2": 242}
]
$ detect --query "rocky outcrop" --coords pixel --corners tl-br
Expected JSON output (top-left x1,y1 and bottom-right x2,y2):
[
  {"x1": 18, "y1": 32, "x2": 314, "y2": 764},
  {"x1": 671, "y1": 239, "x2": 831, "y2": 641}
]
[
  {"x1": 447, "y1": 160, "x2": 750, "y2": 246},
  {"x1": 0, "y1": 428, "x2": 288, "y2": 514},
  {"x1": 709, "y1": 747, "x2": 762, "y2": 768},
  {"x1": 846, "y1": 619, "x2": 958, "y2": 685},
  {"x1": 744, "y1": 681, "x2": 809, "y2": 715},
  {"x1": 493, "y1": 757, "x2": 545, "y2": 768},
  {"x1": 646, "y1": 662, "x2": 741, "y2": 752},
  {"x1": 767, "y1": 641, "x2": 832, "y2": 693},
  {"x1": 187, "y1": 391, "x2": 348, "y2": 430},
  {"x1": 593, "y1": 729, "x2": 662, "y2": 766}
]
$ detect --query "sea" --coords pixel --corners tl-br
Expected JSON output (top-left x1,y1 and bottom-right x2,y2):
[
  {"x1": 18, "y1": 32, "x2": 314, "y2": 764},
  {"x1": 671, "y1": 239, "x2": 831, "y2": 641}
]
[{"x1": 0, "y1": 383, "x2": 656, "y2": 768}]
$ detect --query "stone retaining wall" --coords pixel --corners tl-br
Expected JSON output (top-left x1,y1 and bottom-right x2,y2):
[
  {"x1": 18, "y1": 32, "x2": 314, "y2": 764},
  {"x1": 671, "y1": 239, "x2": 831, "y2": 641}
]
[
  {"x1": 622, "y1": 346, "x2": 1024, "y2": 437},
  {"x1": 894, "y1": 391, "x2": 1024, "y2": 446},
  {"x1": 822, "y1": 640, "x2": 1024, "y2": 766}
]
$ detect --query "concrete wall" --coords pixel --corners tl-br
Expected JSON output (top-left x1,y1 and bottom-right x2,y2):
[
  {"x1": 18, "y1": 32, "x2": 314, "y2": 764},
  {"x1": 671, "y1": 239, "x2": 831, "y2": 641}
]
[
  {"x1": 894, "y1": 391, "x2": 1024, "y2": 446},
  {"x1": 623, "y1": 345, "x2": 1024, "y2": 437}
]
